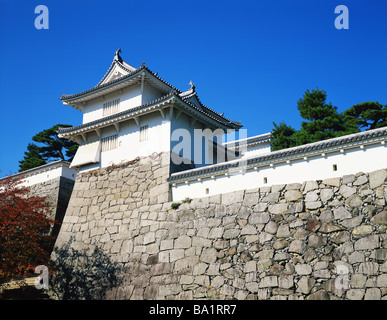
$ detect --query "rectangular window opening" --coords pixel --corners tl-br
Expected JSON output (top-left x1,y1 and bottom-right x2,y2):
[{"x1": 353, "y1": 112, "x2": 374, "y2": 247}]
[
  {"x1": 333, "y1": 164, "x2": 338, "y2": 171},
  {"x1": 263, "y1": 177, "x2": 268, "y2": 184},
  {"x1": 140, "y1": 125, "x2": 149, "y2": 142},
  {"x1": 103, "y1": 99, "x2": 120, "y2": 117},
  {"x1": 205, "y1": 188, "x2": 209, "y2": 194},
  {"x1": 101, "y1": 134, "x2": 118, "y2": 152}
]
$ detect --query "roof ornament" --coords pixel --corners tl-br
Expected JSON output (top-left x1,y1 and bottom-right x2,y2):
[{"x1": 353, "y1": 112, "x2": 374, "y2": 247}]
[
  {"x1": 141, "y1": 60, "x2": 147, "y2": 68},
  {"x1": 189, "y1": 80, "x2": 196, "y2": 92},
  {"x1": 114, "y1": 48, "x2": 123, "y2": 63}
]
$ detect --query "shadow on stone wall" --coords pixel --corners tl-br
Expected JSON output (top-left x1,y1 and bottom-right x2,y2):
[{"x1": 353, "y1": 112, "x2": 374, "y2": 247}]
[{"x1": 48, "y1": 238, "x2": 128, "y2": 300}]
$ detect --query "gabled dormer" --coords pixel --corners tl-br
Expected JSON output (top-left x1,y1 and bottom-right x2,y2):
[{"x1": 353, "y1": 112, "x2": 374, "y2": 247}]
[
  {"x1": 97, "y1": 49, "x2": 137, "y2": 86},
  {"x1": 60, "y1": 49, "x2": 179, "y2": 124}
]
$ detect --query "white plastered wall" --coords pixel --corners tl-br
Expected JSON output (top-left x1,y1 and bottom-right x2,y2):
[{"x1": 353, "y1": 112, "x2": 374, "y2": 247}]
[
  {"x1": 81, "y1": 84, "x2": 166, "y2": 124},
  {"x1": 78, "y1": 112, "x2": 171, "y2": 173},
  {"x1": 171, "y1": 142, "x2": 387, "y2": 201},
  {"x1": 19, "y1": 165, "x2": 77, "y2": 187},
  {"x1": 241, "y1": 143, "x2": 272, "y2": 159}
]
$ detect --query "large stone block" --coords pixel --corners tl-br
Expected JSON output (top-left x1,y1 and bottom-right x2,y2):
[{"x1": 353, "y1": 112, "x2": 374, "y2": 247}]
[
  {"x1": 249, "y1": 212, "x2": 270, "y2": 224},
  {"x1": 358, "y1": 262, "x2": 379, "y2": 275},
  {"x1": 333, "y1": 207, "x2": 352, "y2": 220},
  {"x1": 322, "y1": 177, "x2": 341, "y2": 187},
  {"x1": 295, "y1": 264, "x2": 312, "y2": 275},
  {"x1": 369, "y1": 169, "x2": 387, "y2": 189},
  {"x1": 306, "y1": 290, "x2": 329, "y2": 300},
  {"x1": 354, "y1": 235, "x2": 379, "y2": 251},
  {"x1": 276, "y1": 224, "x2": 290, "y2": 238},
  {"x1": 289, "y1": 240, "x2": 306, "y2": 254},
  {"x1": 259, "y1": 276, "x2": 278, "y2": 288},
  {"x1": 278, "y1": 275, "x2": 293, "y2": 289},
  {"x1": 284, "y1": 190, "x2": 303, "y2": 202},
  {"x1": 200, "y1": 248, "x2": 217, "y2": 264},
  {"x1": 303, "y1": 180, "x2": 319, "y2": 192},
  {"x1": 320, "y1": 189, "x2": 334, "y2": 202},
  {"x1": 221, "y1": 190, "x2": 244, "y2": 206},
  {"x1": 352, "y1": 225, "x2": 374, "y2": 237},
  {"x1": 296, "y1": 276, "x2": 315, "y2": 294},
  {"x1": 174, "y1": 235, "x2": 191, "y2": 249},
  {"x1": 376, "y1": 274, "x2": 387, "y2": 287},
  {"x1": 339, "y1": 185, "x2": 356, "y2": 198},
  {"x1": 371, "y1": 211, "x2": 387, "y2": 225},
  {"x1": 268, "y1": 203, "x2": 288, "y2": 215}
]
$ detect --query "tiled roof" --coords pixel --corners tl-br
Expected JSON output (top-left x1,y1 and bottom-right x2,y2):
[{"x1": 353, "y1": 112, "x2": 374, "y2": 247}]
[
  {"x1": 224, "y1": 132, "x2": 272, "y2": 149},
  {"x1": 167, "y1": 126, "x2": 387, "y2": 182},
  {"x1": 58, "y1": 92, "x2": 241, "y2": 136},
  {"x1": 60, "y1": 64, "x2": 181, "y2": 102},
  {"x1": 60, "y1": 55, "x2": 241, "y2": 129}
]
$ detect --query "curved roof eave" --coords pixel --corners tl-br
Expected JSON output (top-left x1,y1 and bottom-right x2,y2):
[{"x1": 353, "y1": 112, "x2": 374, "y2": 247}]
[
  {"x1": 59, "y1": 65, "x2": 181, "y2": 104},
  {"x1": 58, "y1": 93, "x2": 241, "y2": 138}
]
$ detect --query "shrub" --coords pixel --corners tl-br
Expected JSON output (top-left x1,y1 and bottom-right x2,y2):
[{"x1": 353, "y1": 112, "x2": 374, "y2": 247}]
[{"x1": 170, "y1": 202, "x2": 181, "y2": 210}]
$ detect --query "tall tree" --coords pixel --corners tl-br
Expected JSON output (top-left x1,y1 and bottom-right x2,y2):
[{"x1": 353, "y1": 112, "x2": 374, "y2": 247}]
[
  {"x1": 19, "y1": 143, "x2": 47, "y2": 172},
  {"x1": 293, "y1": 88, "x2": 358, "y2": 145},
  {"x1": 271, "y1": 121, "x2": 297, "y2": 151},
  {"x1": 19, "y1": 124, "x2": 79, "y2": 172},
  {"x1": 271, "y1": 88, "x2": 362, "y2": 150}
]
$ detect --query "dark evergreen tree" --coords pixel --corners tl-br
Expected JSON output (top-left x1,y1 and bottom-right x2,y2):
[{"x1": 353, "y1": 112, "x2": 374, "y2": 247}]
[
  {"x1": 19, "y1": 143, "x2": 47, "y2": 172},
  {"x1": 293, "y1": 88, "x2": 358, "y2": 145},
  {"x1": 270, "y1": 122, "x2": 297, "y2": 151},
  {"x1": 343, "y1": 101, "x2": 387, "y2": 131},
  {"x1": 270, "y1": 88, "x2": 373, "y2": 151},
  {"x1": 19, "y1": 124, "x2": 79, "y2": 172}
]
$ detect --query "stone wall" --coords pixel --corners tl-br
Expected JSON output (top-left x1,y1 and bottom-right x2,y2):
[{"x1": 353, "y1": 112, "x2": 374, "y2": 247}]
[
  {"x1": 29, "y1": 176, "x2": 75, "y2": 236},
  {"x1": 54, "y1": 152, "x2": 387, "y2": 300}
]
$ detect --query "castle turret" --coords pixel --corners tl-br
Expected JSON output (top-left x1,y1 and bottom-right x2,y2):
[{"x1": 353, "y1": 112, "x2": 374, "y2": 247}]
[{"x1": 58, "y1": 50, "x2": 242, "y2": 172}]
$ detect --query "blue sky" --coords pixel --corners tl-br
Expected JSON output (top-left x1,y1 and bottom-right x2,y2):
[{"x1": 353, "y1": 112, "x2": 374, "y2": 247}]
[{"x1": 0, "y1": 0, "x2": 386, "y2": 177}]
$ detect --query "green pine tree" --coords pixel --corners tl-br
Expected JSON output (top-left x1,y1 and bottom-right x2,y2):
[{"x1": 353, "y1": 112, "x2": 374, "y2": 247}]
[
  {"x1": 293, "y1": 88, "x2": 358, "y2": 145},
  {"x1": 343, "y1": 101, "x2": 387, "y2": 131},
  {"x1": 19, "y1": 143, "x2": 47, "y2": 172},
  {"x1": 270, "y1": 88, "x2": 364, "y2": 150},
  {"x1": 19, "y1": 124, "x2": 79, "y2": 172},
  {"x1": 270, "y1": 122, "x2": 297, "y2": 151}
]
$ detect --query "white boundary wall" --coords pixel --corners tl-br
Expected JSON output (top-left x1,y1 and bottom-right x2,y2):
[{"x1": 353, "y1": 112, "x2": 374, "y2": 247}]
[
  {"x1": 171, "y1": 137, "x2": 387, "y2": 201},
  {"x1": 3, "y1": 161, "x2": 78, "y2": 188}
]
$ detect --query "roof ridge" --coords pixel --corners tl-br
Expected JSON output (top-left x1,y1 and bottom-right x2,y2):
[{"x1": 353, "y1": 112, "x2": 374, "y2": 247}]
[
  {"x1": 96, "y1": 59, "x2": 117, "y2": 87},
  {"x1": 60, "y1": 64, "x2": 182, "y2": 102}
]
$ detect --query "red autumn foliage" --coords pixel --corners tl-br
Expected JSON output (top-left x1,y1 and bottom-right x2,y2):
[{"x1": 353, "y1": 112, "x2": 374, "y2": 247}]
[{"x1": 0, "y1": 174, "x2": 55, "y2": 279}]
